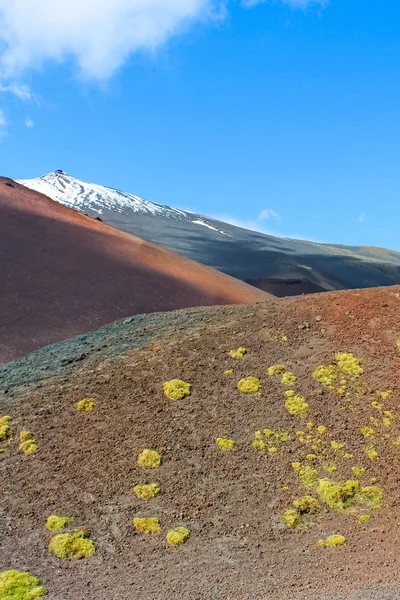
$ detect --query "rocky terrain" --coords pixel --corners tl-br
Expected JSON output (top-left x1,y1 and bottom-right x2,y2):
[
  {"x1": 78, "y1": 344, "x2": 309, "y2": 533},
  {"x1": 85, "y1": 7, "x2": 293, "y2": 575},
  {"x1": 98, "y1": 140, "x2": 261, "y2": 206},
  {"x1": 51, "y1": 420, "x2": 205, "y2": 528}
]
[{"x1": 1, "y1": 285, "x2": 400, "y2": 599}]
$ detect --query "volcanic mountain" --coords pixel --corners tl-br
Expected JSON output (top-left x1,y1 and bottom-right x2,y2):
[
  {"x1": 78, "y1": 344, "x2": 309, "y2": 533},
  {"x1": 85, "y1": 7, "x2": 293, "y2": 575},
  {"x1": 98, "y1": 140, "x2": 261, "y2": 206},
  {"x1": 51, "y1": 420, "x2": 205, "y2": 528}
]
[
  {"x1": 20, "y1": 170, "x2": 400, "y2": 295},
  {"x1": 1, "y1": 285, "x2": 400, "y2": 599},
  {"x1": 0, "y1": 177, "x2": 267, "y2": 363}
]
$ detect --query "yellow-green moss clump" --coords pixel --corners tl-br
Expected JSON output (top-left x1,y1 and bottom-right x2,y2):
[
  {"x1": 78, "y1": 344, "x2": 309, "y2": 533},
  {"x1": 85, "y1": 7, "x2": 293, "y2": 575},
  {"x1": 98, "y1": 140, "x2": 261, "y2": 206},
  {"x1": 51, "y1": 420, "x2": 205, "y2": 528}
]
[
  {"x1": 45, "y1": 515, "x2": 74, "y2": 531},
  {"x1": 282, "y1": 509, "x2": 300, "y2": 528},
  {"x1": 137, "y1": 449, "x2": 161, "y2": 469},
  {"x1": 365, "y1": 445, "x2": 379, "y2": 460},
  {"x1": 228, "y1": 347, "x2": 247, "y2": 359},
  {"x1": 281, "y1": 372, "x2": 297, "y2": 386},
  {"x1": 216, "y1": 438, "x2": 235, "y2": 451},
  {"x1": 292, "y1": 463, "x2": 319, "y2": 487},
  {"x1": 267, "y1": 364, "x2": 286, "y2": 377},
  {"x1": 224, "y1": 369, "x2": 233, "y2": 376},
  {"x1": 133, "y1": 483, "x2": 161, "y2": 500},
  {"x1": 313, "y1": 352, "x2": 363, "y2": 393},
  {"x1": 238, "y1": 377, "x2": 261, "y2": 394},
  {"x1": 76, "y1": 398, "x2": 96, "y2": 412},
  {"x1": 293, "y1": 496, "x2": 320, "y2": 514},
  {"x1": 251, "y1": 431, "x2": 267, "y2": 452},
  {"x1": 166, "y1": 527, "x2": 190, "y2": 545},
  {"x1": 318, "y1": 535, "x2": 346, "y2": 547},
  {"x1": 358, "y1": 514, "x2": 371, "y2": 523},
  {"x1": 133, "y1": 518, "x2": 161, "y2": 534},
  {"x1": 285, "y1": 394, "x2": 309, "y2": 418},
  {"x1": 0, "y1": 416, "x2": 11, "y2": 441},
  {"x1": 352, "y1": 467, "x2": 365, "y2": 478},
  {"x1": 49, "y1": 530, "x2": 95, "y2": 559},
  {"x1": 317, "y1": 479, "x2": 359, "y2": 510},
  {"x1": 163, "y1": 379, "x2": 191, "y2": 401},
  {"x1": 0, "y1": 570, "x2": 44, "y2": 599},
  {"x1": 359, "y1": 486, "x2": 384, "y2": 508},
  {"x1": 19, "y1": 431, "x2": 37, "y2": 455}
]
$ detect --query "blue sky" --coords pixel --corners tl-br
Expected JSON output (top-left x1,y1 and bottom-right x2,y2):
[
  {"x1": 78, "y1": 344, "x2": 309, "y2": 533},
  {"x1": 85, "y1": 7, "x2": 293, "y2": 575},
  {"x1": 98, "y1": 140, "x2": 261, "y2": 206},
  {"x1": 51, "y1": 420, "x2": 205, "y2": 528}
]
[{"x1": 1, "y1": 0, "x2": 400, "y2": 250}]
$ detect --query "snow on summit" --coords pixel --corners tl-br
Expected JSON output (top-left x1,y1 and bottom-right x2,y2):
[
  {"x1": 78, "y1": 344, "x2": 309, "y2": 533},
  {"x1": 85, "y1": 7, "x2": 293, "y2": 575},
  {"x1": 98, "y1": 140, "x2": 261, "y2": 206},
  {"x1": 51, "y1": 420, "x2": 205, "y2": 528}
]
[{"x1": 19, "y1": 170, "x2": 230, "y2": 235}]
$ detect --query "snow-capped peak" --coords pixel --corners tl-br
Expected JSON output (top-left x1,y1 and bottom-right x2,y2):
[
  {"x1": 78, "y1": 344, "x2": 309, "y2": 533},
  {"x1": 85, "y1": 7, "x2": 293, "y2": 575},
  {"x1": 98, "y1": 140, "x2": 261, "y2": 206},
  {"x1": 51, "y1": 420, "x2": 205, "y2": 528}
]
[{"x1": 18, "y1": 171, "x2": 230, "y2": 236}]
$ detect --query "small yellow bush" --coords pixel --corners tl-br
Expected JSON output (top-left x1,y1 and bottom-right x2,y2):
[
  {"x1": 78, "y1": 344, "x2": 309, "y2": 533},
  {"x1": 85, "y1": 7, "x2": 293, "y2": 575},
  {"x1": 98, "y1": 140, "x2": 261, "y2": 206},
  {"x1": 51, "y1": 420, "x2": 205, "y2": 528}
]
[
  {"x1": 317, "y1": 425, "x2": 326, "y2": 435},
  {"x1": 281, "y1": 372, "x2": 297, "y2": 386},
  {"x1": 267, "y1": 364, "x2": 286, "y2": 376},
  {"x1": 46, "y1": 515, "x2": 74, "y2": 531},
  {"x1": 76, "y1": 398, "x2": 96, "y2": 412},
  {"x1": 317, "y1": 479, "x2": 359, "y2": 510},
  {"x1": 166, "y1": 527, "x2": 190, "y2": 545},
  {"x1": 224, "y1": 369, "x2": 233, "y2": 376},
  {"x1": 238, "y1": 377, "x2": 261, "y2": 394},
  {"x1": 216, "y1": 438, "x2": 235, "y2": 451},
  {"x1": 137, "y1": 449, "x2": 161, "y2": 469},
  {"x1": 359, "y1": 486, "x2": 384, "y2": 508},
  {"x1": 163, "y1": 380, "x2": 191, "y2": 400},
  {"x1": 133, "y1": 483, "x2": 161, "y2": 500},
  {"x1": 49, "y1": 530, "x2": 95, "y2": 559},
  {"x1": 0, "y1": 570, "x2": 44, "y2": 599},
  {"x1": 282, "y1": 509, "x2": 300, "y2": 528},
  {"x1": 293, "y1": 496, "x2": 320, "y2": 514},
  {"x1": 297, "y1": 465, "x2": 319, "y2": 487},
  {"x1": 285, "y1": 394, "x2": 309, "y2": 418},
  {"x1": 352, "y1": 467, "x2": 365, "y2": 478},
  {"x1": 228, "y1": 347, "x2": 247, "y2": 359},
  {"x1": 318, "y1": 535, "x2": 346, "y2": 547},
  {"x1": 360, "y1": 426, "x2": 374, "y2": 438},
  {"x1": 358, "y1": 514, "x2": 371, "y2": 523},
  {"x1": 365, "y1": 445, "x2": 379, "y2": 460},
  {"x1": 0, "y1": 416, "x2": 11, "y2": 441},
  {"x1": 330, "y1": 441, "x2": 345, "y2": 450},
  {"x1": 19, "y1": 431, "x2": 37, "y2": 455},
  {"x1": 133, "y1": 518, "x2": 161, "y2": 534}
]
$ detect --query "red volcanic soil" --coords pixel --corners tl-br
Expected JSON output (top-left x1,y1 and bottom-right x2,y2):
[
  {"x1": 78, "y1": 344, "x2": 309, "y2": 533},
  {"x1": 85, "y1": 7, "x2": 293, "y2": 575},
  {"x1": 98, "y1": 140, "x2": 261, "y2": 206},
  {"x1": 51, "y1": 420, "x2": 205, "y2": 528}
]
[{"x1": 0, "y1": 177, "x2": 268, "y2": 363}]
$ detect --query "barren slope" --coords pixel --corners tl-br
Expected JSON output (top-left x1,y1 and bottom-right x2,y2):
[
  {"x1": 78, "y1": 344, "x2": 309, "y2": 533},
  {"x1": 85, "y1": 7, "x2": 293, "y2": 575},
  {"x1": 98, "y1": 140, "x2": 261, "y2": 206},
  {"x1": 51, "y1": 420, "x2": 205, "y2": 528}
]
[
  {"x1": 0, "y1": 178, "x2": 267, "y2": 363},
  {"x1": 1, "y1": 286, "x2": 400, "y2": 599}
]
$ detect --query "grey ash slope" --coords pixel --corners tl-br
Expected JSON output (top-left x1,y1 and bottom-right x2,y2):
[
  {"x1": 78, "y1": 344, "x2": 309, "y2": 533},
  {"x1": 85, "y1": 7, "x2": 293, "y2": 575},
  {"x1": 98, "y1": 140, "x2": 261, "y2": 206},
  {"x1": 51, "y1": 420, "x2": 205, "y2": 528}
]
[{"x1": 20, "y1": 170, "x2": 400, "y2": 295}]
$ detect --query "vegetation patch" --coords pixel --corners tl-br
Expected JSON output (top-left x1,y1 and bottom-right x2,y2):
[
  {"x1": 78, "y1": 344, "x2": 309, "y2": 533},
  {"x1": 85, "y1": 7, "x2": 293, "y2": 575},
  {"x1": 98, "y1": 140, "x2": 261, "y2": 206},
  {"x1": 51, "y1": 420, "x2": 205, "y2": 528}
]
[
  {"x1": 228, "y1": 348, "x2": 247, "y2": 359},
  {"x1": 224, "y1": 369, "x2": 233, "y2": 376},
  {"x1": 45, "y1": 515, "x2": 74, "y2": 531},
  {"x1": 238, "y1": 377, "x2": 261, "y2": 394},
  {"x1": 49, "y1": 530, "x2": 95, "y2": 559},
  {"x1": 285, "y1": 394, "x2": 309, "y2": 418},
  {"x1": 318, "y1": 535, "x2": 346, "y2": 547},
  {"x1": 312, "y1": 352, "x2": 363, "y2": 393},
  {"x1": 267, "y1": 364, "x2": 286, "y2": 377},
  {"x1": 317, "y1": 478, "x2": 359, "y2": 510},
  {"x1": 216, "y1": 438, "x2": 235, "y2": 451},
  {"x1": 137, "y1": 449, "x2": 161, "y2": 469},
  {"x1": 76, "y1": 398, "x2": 96, "y2": 412},
  {"x1": 166, "y1": 527, "x2": 190, "y2": 545},
  {"x1": 0, "y1": 416, "x2": 11, "y2": 441},
  {"x1": 281, "y1": 372, "x2": 297, "y2": 386},
  {"x1": 133, "y1": 483, "x2": 161, "y2": 500},
  {"x1": 0, "y1": 570, "x2": 44, "y2": 599},
  {"x1": 293, "y1": 496, "x2": 320, "y2": 514},
  {"x1": 163, "y1": 379, "x2": 191, "y2": 400},
  {"x1": 133, "y1": 518, "x2": 161, "y2": 534},
  {"x1": 19, "y1": 431, "x2": 37, "y2": 455},
  {"x1": 282, "y1": 509, "x2": 300, "y2": 528}
]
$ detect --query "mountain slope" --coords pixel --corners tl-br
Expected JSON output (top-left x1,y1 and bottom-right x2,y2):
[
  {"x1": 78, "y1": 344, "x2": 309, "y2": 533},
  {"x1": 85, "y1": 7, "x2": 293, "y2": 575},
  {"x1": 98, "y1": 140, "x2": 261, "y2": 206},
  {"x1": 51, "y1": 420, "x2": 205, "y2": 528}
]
[
  {"x1": 20, "y1": 170, "x2": 400, "y2": 294},
  {"x1": 1, "y1": 285, "x2": 400, "y2": 600},
  {"x1": 0, "y1": 177, "x2": 268, "y2": 363}
]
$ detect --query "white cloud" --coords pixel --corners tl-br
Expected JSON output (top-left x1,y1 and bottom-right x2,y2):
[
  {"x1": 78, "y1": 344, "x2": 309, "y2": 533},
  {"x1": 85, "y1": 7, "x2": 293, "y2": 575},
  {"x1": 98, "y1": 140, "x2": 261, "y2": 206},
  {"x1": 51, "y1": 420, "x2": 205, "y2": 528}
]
[
  {"x1": 0, "y1": 82, "x2": 32, "y2": 101},
  {"x1": 0, "y1": 108, "x2": 7, "y2": 135},
  {"x1": 25, "y1": 115, "x2": 35, "y2": 128},
  {"x1": 0, "y1": 0, "x2": 325, "y2": 81},
  {"x1": 258, "y1": 208, "x2": 281, "y2": 221},
  {"x1": 357, "y1": 212, "x2": 366, "y2": 223},
  {"x1": 243, "y1": 0, "x2": 327, "y2": 7}
]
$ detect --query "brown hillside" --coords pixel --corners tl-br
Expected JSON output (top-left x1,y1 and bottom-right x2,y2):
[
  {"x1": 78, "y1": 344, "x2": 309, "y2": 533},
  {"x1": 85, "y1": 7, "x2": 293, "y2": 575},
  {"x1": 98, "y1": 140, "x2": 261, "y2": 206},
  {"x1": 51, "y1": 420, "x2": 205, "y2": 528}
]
[
  {"x1": 0, "y1": 177, "x2": 268, "y2": 363},
  {"x1": 1, "y1": 286, "x2": 400, "y2": 599}
]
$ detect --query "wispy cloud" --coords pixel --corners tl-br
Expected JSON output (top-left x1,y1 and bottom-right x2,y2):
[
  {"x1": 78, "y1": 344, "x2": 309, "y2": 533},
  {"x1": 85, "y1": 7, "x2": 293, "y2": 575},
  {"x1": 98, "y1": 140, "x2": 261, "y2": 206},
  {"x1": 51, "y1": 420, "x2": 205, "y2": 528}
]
[
  {"x1": 25, "y1": 115, "x2": 35, "y2": 128},
  {"x1": 0, "y1": 0, "x2": 326, "y2": 82},
  {"x1": 0, "y1": 108, "x2": 7, "y2": 136},
  {"x1": 258, "y1": 208, "x2": 281, "y2": 222},
  {"x1": 243, "y1": 0, "x2": 327, "y2": 7},
  {"x1": 357, "y1": 212, "x2": 366, "y2": 223},
  {"x1": 0, "y1": 82, "x2": 33, "y2": 101}
]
